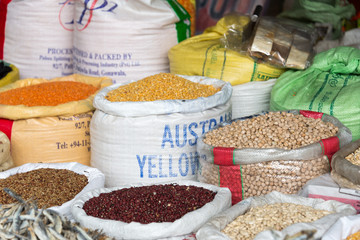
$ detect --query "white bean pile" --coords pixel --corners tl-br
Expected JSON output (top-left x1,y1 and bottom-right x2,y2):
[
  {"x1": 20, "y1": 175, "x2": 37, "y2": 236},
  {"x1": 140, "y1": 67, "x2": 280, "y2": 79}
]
[
  {"x1": 222, "y1": 202, "x2": 332, "y2": 240},
  {"x1": 203, "y1": 111, "x2": 338, "y2": 150},
  {"x1": 345, "y1": 146, "x2": 360, "y2": 166}
]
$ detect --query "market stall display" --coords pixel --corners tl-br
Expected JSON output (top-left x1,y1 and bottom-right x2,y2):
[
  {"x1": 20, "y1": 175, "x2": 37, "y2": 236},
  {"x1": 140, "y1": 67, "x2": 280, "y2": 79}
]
[
  {"x1": 197, "y1": 110, "x2": 352, "y2": 204},
  {"x1": 72, "y1": 180, "x2": 231, "y2": 240},
  {"x1": 0, "y1": 131, "x2": 13, "y2": 172},
  {"x1": 91, "y1": 73, "x2": 232, "y2": 187}
]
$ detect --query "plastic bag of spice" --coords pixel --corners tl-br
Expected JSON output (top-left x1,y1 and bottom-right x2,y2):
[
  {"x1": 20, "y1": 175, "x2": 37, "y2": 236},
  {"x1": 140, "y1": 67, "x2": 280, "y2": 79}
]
[
  {"x1": 196, "y1": 191, "x2": 356, "y2": 240},
  {"x1": 91, "y1": 74, "x2": 232, "y2": 187},
  {"x1": 168, "y1": 14, "x2": 285, "y2": 86},
  {"x1": 197, "y1": 110, "x2": 352, "y2": 205},
  {"x1": 0, "y1": 162, "x2": 105, "y2": 220},
  {"x1": 330, "y1": 138, "x2": 360, "y2": 187},
  {"x1": 71, "y1": 180, "x2": 231, "y2": 240}
]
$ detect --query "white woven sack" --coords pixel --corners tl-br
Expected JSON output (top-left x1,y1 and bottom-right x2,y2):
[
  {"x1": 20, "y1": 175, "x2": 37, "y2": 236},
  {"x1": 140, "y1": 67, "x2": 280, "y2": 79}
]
[
  {"x1": 73, "y1": 0, "x2": 190, "y2": 84},
  {"x1": 71, "y1": 180, "x2": 232, "y2": 240},
  {"x1": 91, "y1": 75, "x2": 232, "y2": 187},
  {"x1": 196, "y1": 191, "x2": 356, "y2": 240},
  {"x1": 322, "y1": 215, "x2": 360, "y2": 240},
  {"x1": 231, "y1": 78, "x2": 276, "y2": 119},
  {"x1": 0, "y1": 162, "x2": 105, "y2": 220},
  {"x1": 2, "y1": 0, "x2": 74, "y2": 79}
]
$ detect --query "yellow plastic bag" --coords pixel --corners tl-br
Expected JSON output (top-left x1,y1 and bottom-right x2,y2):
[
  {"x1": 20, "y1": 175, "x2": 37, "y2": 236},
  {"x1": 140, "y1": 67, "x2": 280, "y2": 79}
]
[
  {"x1": 0, "y1": 74, "x2": 112, "y2": 120},
  {"x1": 169, "y1": 15, "x2": 285, "y2": 85},
  {"x1": 0, "y1": 62, "x2": 19, "y2": 88}
]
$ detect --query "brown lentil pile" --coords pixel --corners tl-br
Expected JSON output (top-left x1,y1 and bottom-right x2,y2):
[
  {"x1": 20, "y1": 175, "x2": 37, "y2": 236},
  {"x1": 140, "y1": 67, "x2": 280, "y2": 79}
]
[
  {"x1": 222, "y1": 203, "x2": 332, "y2": 240},
  {"x1": 203, "y1": 111, "x2": 338, "y2": 150},
  {"x1": 83, "y1": 184, "x2": 216, "y2": 224},
  {"x1": 0, "y1": 168, "x2": 88, "y2": 208},
  {"x1": 345, "y1": 146, "x2": 360, "y2": 166},
  {"x1": 199, "y1": 156, "x2": 330, "y2": 199},
  {"x1": 0, "y1": 81, "x2": 99, "y2": 106},
  {"x1": 105, "y1": 73, "x2": 220, "y2": 102}
]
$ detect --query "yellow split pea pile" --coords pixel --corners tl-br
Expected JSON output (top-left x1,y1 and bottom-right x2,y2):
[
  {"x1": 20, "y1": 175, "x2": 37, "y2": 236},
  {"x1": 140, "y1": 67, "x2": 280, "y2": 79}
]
[{"x1": 105, "y1": 73, "x2": 220, "y2": 102}]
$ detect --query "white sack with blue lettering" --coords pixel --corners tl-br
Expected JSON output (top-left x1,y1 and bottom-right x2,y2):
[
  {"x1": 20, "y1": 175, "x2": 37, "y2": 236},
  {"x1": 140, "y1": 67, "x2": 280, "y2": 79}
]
[
  {"x1": 90, "y1": 75, "x2": 232, "y2": 187},
  {"x1": 1, "y1": 0, "x2": 74, "y2": 79},
  {"x1": 73, "y1": 0, "x2": 189, "y2": 84}
]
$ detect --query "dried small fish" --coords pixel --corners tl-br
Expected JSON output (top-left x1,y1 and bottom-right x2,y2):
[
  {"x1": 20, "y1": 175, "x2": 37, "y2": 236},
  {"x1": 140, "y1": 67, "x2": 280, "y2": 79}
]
[{"x1": 0, "y1": 188, "x2": 114, "y2": 240}]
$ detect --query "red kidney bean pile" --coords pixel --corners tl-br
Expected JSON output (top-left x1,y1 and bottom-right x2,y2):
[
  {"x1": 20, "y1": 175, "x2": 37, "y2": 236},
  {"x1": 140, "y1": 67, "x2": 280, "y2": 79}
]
[{"x1": 83, "y1": 184, "x2": 216, "y2": 224}]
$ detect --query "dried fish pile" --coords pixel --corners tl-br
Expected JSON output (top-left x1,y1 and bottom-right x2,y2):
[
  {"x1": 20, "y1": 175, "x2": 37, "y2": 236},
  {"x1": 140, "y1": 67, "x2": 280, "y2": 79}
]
[{"x1": 0, "y1": 188, "x2": 113, "y2": 240}]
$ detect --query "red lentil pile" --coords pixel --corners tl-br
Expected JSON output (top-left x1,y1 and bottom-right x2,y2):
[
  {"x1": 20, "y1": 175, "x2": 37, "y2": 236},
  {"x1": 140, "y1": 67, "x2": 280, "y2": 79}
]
[
  {"x1": 0, "y1": 168, "x2": 88, "y2": 208},
  {"x1": 0, "y1": 81, "x2": 99, "y2": 106},
  {"x1": 83, "y1": 184, "x2": 216, "y2": 224}
]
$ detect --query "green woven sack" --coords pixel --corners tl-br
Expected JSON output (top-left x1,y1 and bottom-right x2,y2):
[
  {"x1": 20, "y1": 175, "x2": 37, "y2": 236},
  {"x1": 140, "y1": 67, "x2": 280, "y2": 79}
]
[
  {"x1": 270, "y1": 46, "x2": 360, "y2": 141},
  {"x1": 278, "y1": 0, "x2": 355, "y2": 39}
]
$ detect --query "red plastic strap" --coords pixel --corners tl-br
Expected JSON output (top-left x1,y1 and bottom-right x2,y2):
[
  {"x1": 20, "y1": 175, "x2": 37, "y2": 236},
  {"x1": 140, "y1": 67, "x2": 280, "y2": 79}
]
[
  {"x1": 0, "y1": 0, "x2": 12, "y2": 58},
  {"x1": 0, "y1": 118, "x2": 13, "y2": 140},
  {"x1": 219, "y1": 165, "x2": 242, "y2": 204},
  {"x1": 299, "y1": 110, "x2": 323, "y2": 119},
  {"x1": 213, "y1": 147, "x2": 234, "y2": 166},
  {"x1": 320, "y1": 136, "x2": 340, "y2": 165}
]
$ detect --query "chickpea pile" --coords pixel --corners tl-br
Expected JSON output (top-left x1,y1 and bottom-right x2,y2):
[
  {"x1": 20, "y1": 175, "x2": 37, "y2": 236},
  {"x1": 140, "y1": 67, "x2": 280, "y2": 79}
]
[{"x1": 203, "y1": 111, "x2": 338, "y2": 150}]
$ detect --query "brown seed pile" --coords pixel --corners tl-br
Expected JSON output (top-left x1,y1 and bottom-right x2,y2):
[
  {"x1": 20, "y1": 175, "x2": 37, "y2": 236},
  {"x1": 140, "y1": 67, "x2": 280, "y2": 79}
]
[
  {"x1": 345, "y1": 146, "x2": 360, "y2": 166},
  {"x1": 203, "y1": 111, "x2": 338, "y2": 150},
  {"x1": 222, "y1": 203, "x2": 332, "y2": 240},
  {"x1": 83, "y1": 184, "x2": 216, "y2": 224},
  {"x1": 0, "y1": 168, "x2": 88, "y2": 208},
  {"x1": 199, "y1": 156, "x2": 330, "y2": 199},
  {"x1": 105, "y1": 73, "x2": 220, "y2": 102}
]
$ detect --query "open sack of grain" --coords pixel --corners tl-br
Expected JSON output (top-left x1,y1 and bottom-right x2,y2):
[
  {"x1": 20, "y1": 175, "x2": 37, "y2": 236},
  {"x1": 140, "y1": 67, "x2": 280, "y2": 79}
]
[
  {"x1": 90, "y1": 73, "x2": 232, "y2": 187},
  {"x1": 71, "y1": 180, "x2": 231, "y2": 240},
  {"x1": 0, "y1": 162, "x2": 105, "y2": 220},
  {"x1": 330, "y1": 138, "x2": 360, "y2": 190},
  {"x1": 196, "y1": 191, "x2": 356, "y2": 240},
  {"x1": 0, "y1": 74, "x2": 112, "y2": 166},
  {"x1": 0, "y1": 131, "x2": 13, "y2": 172},
  {"x1": 197, "y1": 110, "x2": 352, "y2": 204}
]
